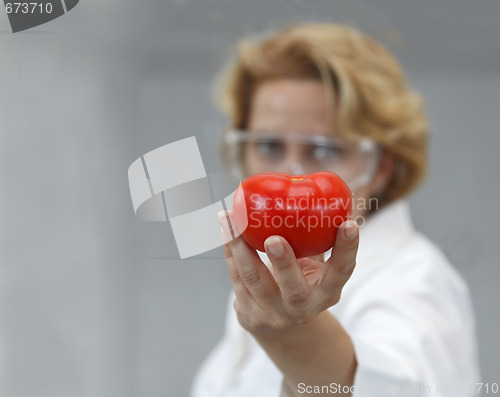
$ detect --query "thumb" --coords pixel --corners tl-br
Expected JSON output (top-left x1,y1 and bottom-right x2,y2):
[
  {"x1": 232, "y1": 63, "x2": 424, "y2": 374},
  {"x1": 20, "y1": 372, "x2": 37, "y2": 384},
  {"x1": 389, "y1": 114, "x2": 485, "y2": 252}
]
[{"x1": 321, "y1": 220, "x2": 359, "y2": 292}]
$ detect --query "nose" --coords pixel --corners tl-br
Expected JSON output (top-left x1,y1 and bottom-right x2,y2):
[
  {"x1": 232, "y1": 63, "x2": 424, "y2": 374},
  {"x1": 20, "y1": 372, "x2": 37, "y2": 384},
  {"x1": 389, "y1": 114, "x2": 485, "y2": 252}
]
[
  {"x1": 282, "y1": 144, "x2": 306, "y2": 175},
  {"x1": 286, "y1": 162, "x2": 306, "y2": 175}
]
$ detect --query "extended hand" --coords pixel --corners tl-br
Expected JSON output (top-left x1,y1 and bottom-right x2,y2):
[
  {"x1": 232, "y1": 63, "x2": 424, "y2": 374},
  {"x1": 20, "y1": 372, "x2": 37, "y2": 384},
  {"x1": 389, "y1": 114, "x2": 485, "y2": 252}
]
[{"x1": 219, "y1": 210, "x2": 359, "y2": 334}]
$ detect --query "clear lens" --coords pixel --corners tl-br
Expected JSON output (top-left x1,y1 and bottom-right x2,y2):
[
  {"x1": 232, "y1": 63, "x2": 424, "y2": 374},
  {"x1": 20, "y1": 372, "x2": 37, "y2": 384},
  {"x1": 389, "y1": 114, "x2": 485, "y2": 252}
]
[
  {"x1": 225, "y1": 130, "x2": 381, "y2": 190},
  {"x1": 252, "y1": 138, "x2": 286, "y2": 161}
]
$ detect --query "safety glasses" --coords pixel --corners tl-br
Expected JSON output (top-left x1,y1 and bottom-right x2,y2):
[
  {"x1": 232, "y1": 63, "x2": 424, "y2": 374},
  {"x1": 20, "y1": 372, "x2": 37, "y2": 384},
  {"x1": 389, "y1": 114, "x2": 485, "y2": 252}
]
[{"x1": 224, "y1": 130, "x2": 382, "y2": 190}]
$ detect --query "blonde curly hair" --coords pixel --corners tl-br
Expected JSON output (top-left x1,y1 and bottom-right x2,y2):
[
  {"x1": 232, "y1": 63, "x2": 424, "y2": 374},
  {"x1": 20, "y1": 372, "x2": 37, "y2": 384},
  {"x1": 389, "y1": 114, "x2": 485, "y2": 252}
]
[{"x1": 215, "y1": 23, "x2": 429, "y2": 207}]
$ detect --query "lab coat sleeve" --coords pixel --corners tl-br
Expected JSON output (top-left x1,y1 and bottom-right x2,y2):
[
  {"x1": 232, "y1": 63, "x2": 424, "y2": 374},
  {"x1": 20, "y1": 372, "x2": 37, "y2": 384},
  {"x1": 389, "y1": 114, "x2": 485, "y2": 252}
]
[{"x1": 344, "y1": 239, "x2": 479, "y2": 396}]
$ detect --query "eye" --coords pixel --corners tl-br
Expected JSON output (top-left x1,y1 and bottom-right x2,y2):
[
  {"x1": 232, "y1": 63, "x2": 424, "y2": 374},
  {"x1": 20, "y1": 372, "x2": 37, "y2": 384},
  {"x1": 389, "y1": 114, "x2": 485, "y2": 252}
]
[
  {"x1": 310, "y1": 144, "x2": 342, "y2": 161},
  {"x1": 253, "y1": 139, "x2": 285, "y2": 158}
]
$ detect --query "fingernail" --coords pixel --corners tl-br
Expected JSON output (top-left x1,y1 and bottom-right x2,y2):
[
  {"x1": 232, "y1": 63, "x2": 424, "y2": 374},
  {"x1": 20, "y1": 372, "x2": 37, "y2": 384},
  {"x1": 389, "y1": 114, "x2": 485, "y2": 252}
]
[
  {"x1": 266, "y1": 237, "x2": 285, "y2": 257},
  {"x1": 218, "y1": 211, "x2": 232, "y2": 232},
  {"x1": 344, "y1": 220, "x2": 358, "y2": 240}
]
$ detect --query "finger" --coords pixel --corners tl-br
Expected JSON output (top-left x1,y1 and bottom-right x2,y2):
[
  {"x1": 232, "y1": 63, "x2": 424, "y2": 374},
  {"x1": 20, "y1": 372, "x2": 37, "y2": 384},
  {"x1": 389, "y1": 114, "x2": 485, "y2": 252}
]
[
  {"x1": 219, "y1": 211, "x2": 282, "y2": 307},
  {"x1": 221, "y1": 234, "x2": 255, "y2": 313},
  {"x1": 265, "y1": 236, "x2": 312, "y2": 311},
  {"x1": 320, "y1": 220, "x2": 359, "y2": 293},
  {"x1": 223, "y1": 237, "x2": 273, "y2": 330}
]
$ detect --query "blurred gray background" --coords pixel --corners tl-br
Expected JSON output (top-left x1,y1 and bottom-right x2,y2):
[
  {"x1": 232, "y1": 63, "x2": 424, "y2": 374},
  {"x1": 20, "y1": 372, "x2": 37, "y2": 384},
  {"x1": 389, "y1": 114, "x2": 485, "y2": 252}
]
[{"x1": 0, "y1": 1, "x2": 499, "y2": 396}]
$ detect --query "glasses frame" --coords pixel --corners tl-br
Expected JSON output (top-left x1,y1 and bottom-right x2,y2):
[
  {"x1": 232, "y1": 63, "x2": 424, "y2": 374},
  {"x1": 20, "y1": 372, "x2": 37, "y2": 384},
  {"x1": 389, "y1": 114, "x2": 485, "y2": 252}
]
[{"x1": 224, "y1": 129, "x2": 382, "y2": 190}]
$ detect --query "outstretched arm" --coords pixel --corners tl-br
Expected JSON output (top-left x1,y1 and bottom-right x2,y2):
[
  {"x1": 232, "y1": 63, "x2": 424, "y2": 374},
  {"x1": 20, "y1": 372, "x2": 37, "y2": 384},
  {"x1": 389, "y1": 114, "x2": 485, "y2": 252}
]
[{"x1": 220, "y1": 211, "x2": 359, "y2": 396}]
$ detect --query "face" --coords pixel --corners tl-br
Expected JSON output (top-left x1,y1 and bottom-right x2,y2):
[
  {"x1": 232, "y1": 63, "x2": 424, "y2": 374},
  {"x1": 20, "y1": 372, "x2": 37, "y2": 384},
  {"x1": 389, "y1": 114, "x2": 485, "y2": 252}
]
[{"x1": 245, "y1": 79, "x2": 394, "y2": 219}]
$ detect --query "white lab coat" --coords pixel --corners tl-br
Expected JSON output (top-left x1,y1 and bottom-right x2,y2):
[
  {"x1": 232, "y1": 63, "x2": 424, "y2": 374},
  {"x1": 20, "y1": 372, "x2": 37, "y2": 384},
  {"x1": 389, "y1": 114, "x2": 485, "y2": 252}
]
[{"x1": 190, "y1": 200, "x2": 480, "y2": 397}]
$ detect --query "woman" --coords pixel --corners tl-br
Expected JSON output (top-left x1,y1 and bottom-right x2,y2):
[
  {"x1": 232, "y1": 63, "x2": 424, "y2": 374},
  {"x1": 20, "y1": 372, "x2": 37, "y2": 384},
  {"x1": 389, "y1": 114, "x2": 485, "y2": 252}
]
[{"x1": 191, "y1": 23, "x2": 480, "y2": 397}]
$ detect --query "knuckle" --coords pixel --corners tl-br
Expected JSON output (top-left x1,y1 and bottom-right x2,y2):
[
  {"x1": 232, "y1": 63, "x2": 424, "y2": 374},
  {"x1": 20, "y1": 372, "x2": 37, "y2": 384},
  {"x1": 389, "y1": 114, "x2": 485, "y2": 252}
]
[
  {"x1": 269, "y1": 316, "x2": 288, "y2": 330},
  {"x1": 240, "y1": 268, "x2": 261, "y2": 287},
  {"x1": 233, "y1": 299, "x2": 240, "y2": 314},
  {"x1": 285, "y1": 309, "x2": 313, "y2": 326},
  {"x1": 343, "y1": 240, "x2": 359, "y2": 252},
  {"x1": 338, "y1": 260, "x2": 356, "y2": 278},
  {"x1": 227, "y1": 265, "x2": 240, "y2": 281},
  {"x1": 325, "y1": 290, "x2": 342, "y2": 307},
  {"x1": 336, "y1": 233, "x2": 359, "y2": 250},
  {"x1": 247, "y1": 316, "x2": 267, "y2": 331},
  {"x1": 284, "y1": 289, "x2": 311, "y2": 310},
  {"x1": 273, "y1": 258, "x2": 291, "y2": 272},
  {"x1": 294, "y1": 313, "x2": 312, "y2": 325}
]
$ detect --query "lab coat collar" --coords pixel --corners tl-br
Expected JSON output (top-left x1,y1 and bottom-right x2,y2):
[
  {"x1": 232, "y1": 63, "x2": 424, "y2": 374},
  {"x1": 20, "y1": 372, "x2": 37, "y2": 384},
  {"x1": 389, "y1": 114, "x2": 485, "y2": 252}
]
[{"x1": 355, "y1": 199, "x2": 415, "y2": 267}]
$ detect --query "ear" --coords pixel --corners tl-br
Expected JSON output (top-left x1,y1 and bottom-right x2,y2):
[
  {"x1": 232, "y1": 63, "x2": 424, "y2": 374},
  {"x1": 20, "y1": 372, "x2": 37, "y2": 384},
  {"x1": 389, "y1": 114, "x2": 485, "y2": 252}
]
[{"x1": 371, "y1": 150, "x2": 396, "y2": 197}]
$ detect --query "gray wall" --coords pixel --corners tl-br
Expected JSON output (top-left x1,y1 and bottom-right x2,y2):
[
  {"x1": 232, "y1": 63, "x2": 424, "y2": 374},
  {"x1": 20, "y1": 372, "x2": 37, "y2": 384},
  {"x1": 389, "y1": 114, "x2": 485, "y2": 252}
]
[{"x1": 0, "y1": 1, "x2": 499, "y2": 396}]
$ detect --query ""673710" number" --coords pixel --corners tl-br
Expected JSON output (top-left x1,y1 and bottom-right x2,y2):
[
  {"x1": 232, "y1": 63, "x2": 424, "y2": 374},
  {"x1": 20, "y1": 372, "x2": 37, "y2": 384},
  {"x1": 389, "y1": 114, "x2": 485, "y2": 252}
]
[{"x1": 5, "y1": 2, "x2": 53, "y2": 14}]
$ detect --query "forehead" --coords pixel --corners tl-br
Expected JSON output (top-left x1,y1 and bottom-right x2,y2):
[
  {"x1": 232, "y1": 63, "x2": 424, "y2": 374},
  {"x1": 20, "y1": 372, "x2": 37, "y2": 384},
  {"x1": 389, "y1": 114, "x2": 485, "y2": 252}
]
[{"x1": 248, "y1": 79, "x2": 337, "y2": 135}]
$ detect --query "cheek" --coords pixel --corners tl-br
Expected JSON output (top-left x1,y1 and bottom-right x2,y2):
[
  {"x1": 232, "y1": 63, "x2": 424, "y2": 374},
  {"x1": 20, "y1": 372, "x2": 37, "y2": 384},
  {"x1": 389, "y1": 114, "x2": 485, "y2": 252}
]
[
  {"x1": 241, "y1": 149, "x2": 257, "y2": 176},
  {"x1": 351, "y1": 186, "x2": 372, "y2": 219}
]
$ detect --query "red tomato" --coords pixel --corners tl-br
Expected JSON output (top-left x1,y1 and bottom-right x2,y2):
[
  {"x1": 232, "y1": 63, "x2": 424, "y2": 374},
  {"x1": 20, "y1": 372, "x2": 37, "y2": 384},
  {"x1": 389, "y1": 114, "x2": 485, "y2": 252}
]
[{"x1": 232, "y1": 172, "x2": 352, "y2": 259}]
